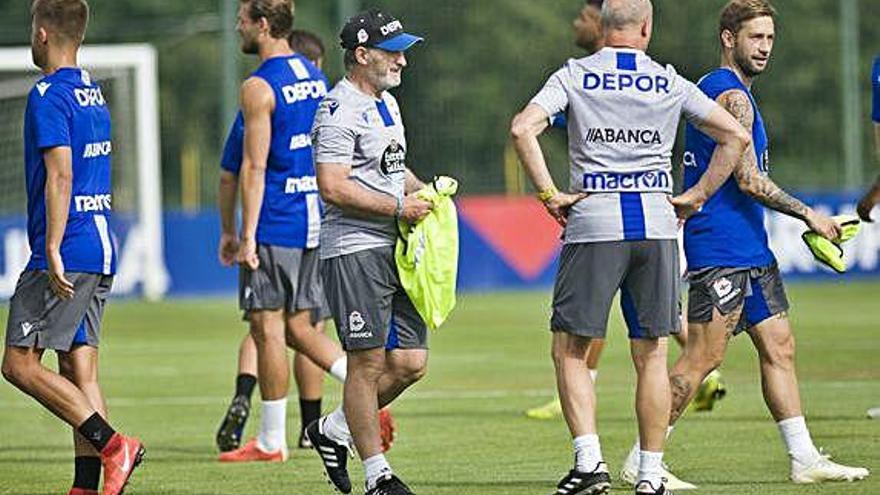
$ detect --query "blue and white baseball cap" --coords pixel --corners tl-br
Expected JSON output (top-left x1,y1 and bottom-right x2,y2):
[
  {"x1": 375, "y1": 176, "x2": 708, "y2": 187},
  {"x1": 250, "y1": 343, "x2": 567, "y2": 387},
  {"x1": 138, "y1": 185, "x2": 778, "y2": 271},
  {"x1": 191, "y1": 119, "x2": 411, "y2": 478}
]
[{"x1": 340, "y1": 8, "x2": 423, "y2": 52}]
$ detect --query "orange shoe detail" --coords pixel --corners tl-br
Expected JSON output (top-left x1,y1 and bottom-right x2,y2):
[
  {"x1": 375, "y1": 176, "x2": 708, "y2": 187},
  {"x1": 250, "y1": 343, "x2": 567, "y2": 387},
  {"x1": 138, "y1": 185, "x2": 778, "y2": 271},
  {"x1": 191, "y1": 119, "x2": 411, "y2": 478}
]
[
  {"x1": 378, "y1": 407, "x2": 396, "y2": 453},
  {"x1": 218, "y1": 438, "x2": 288, "y2": 463},
  {"x1": 100, "y1": 433, "x2": 145, "y2": 495}
]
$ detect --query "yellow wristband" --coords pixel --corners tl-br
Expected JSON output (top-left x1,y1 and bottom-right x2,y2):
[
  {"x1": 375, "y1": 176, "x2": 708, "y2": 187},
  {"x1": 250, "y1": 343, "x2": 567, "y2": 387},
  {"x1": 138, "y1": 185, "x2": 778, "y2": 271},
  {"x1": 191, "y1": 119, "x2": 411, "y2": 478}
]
[{"x1": 537, "y1": 186, "x2": 558, "y2": 203}]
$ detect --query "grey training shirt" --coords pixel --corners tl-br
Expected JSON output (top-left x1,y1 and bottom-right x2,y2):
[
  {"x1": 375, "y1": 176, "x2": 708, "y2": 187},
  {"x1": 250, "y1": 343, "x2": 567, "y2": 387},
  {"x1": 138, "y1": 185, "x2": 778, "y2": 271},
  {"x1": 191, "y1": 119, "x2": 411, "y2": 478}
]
[{"x1": 312, "y1": 78, "x2": 408, "y2": 259}]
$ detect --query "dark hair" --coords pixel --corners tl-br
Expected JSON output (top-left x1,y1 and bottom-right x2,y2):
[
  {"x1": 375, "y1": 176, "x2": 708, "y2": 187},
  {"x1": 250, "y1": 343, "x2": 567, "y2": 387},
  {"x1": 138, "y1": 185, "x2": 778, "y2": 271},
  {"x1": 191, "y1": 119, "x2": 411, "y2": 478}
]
[
  {"x1": 720, "y1": 0, "x2": 776, "y2": 37},
  {"x1": 31, "y1": 0, "x2": 89, "y2": 43},
  {"x1": 240, "y1": 0, "x2": 294, "y2": 39},
  {"x1": 289, "y1": 29, "x2": 325, "y2": 64}
]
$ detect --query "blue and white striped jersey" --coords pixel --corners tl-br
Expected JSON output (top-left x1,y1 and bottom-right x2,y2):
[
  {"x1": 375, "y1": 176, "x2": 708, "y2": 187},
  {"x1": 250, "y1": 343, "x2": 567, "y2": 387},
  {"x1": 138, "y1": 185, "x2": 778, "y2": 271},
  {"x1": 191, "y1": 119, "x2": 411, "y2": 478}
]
[{"x1": 530, "y1": 47, "x2": 718, "y2": 243}]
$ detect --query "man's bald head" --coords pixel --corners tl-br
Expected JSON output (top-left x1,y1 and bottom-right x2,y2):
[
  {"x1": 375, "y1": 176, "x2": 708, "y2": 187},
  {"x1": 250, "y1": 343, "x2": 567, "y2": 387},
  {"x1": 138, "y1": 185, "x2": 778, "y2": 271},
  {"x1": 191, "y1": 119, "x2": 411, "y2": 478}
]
[
  {"x1": 600, "y1": 0, "x2": 653, "y2": 50},
  {"x1": 601, "y1": 0, "x2": 652, "y2": 31}
]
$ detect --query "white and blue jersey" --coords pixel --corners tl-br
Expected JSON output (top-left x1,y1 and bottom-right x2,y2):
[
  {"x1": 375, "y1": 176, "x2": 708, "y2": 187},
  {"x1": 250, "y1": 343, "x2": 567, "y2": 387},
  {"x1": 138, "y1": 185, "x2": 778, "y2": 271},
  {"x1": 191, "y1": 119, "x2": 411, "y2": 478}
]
[
  {"x1": 24, "y1": 68, "x2": 116, "y2": 275},
  {"x1": 222, "y1": 54, "x2": 328, "y2": 249},
  {"x1": 872, "y1": 55, "x2": 879, "y2": 124},
  {"x1": 530, "y1": 47, "x2": 718, "y2": 243},
  {"x1": 683, "y1": 68, "x2": 775, "y2": 270}
]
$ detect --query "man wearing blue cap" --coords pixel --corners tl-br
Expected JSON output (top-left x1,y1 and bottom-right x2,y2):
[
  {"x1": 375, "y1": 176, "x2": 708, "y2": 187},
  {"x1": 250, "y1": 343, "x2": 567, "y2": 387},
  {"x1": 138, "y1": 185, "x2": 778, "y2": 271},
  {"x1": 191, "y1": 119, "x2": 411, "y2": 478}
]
[{"x1": 305, "y1": 8, "x2": 430, "y2": 495}]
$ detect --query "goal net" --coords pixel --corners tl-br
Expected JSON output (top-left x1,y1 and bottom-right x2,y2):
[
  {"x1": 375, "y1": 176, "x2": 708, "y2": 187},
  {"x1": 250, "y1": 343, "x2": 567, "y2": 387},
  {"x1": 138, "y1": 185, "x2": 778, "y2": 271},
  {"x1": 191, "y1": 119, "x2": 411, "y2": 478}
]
[{"x1": 0, "y1": 44, "x2": 168, "y2": 300}]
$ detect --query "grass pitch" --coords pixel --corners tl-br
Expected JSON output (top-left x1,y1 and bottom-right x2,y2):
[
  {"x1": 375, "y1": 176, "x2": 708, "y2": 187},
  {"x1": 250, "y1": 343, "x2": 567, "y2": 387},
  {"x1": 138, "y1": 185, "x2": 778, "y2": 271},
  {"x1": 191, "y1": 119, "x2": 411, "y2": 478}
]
[{"x1": 0, "y1": 282, "x2": 878, "y2": 494}]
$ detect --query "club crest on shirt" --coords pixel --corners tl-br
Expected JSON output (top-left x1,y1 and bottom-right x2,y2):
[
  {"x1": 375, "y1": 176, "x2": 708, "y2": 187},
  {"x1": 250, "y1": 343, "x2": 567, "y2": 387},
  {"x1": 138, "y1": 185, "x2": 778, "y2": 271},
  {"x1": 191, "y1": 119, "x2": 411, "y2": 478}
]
[{"x1": 380, "y1": 139, "x2": 406, "y2": 176}]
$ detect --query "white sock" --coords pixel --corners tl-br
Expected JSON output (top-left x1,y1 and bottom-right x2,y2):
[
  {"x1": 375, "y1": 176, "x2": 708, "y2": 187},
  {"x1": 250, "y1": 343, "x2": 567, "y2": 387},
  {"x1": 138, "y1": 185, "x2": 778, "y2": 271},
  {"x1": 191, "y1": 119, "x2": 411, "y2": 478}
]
[
  {"x1": 363, "y1": 454, "x2": 393, "y2": 490},
  {"x1": 573, "y1": 434, "x2": 603, "y2": 472},
  {"x1": 329, "y1": 357, "x2": 347, "y2": 383},
  {"x1": 637, "y1": 451, "x2": 664, "y2": 487},
  {"x1": 777, "y1": 416, "x2": 821, "y2": 465},
  {"x1": 257, "y1": 398, "x2": 287, "y2": 452},
  {"x1": 625, "y1": 427, "x2": 673, "y2": 471},
  {"x1": 323, "y1": 406, "x2": 351, "y2": 445},
  {"x1": 589, "y1": 369, "x2": 598, "y2": 382}
]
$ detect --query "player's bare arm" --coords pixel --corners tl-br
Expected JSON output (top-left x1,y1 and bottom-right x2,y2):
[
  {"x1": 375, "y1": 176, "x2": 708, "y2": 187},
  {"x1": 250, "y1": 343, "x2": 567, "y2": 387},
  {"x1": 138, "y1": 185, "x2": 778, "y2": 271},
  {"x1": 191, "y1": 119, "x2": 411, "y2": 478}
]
[
  {"x1": 316, "y1": 163, "x2": 431, "y2": 224},
  {"x1": 237, "y1": 76, "x2": 274, "y2": 270},
  {"x1": 856, "y1": 123, "x2": 880, "y2": 221},
  {"x1": 672, "y1": 105, "x2": 750, "y2": 219},
  {"x1": 218, "y1": 169, "x2": 239, "y2": 266},
  {"x1": 511, "y1": 103, "x2": 587, "y2": 227},
  {"x1": 721, "y1": 89, "x2": 841, "y2": 240},
  {"x1": 403, "y1": 168, "x2": 425, "y2": 194},
  {"x1": 44, "y1": 145, "x2": 75, "y2": 299}
]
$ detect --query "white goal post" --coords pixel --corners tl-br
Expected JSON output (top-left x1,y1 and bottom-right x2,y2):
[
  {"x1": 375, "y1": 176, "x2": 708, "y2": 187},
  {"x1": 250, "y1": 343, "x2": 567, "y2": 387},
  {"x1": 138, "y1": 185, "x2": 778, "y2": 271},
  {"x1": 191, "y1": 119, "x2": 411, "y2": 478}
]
[{"x1": 0, "y1": 44, "x2": 168, "y2": 300}]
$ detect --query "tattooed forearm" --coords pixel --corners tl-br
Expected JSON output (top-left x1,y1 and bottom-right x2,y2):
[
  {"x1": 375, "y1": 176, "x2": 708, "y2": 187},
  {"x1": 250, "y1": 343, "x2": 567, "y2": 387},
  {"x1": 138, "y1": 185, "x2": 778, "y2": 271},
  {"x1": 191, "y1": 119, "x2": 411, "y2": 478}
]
[{"x1": 720, "y1": 90, "x2": 810, "y2": 220}]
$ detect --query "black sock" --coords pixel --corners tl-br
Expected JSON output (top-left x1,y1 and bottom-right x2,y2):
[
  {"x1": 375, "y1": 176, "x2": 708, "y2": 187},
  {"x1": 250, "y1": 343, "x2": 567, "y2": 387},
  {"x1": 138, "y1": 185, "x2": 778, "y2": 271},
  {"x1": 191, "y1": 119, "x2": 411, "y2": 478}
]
[
  {"x1": 235, "y1": 373, "x2": 257, "y2": 399},
  {"x1": 73, "y1": 456, "x2": 101, "y2": 490},
  {"x1": 299, "y1": 398, "x2": 322, "y2": 434},
  {"x1": 77, "y1": 413, "x2": 116, "y2": 453}
]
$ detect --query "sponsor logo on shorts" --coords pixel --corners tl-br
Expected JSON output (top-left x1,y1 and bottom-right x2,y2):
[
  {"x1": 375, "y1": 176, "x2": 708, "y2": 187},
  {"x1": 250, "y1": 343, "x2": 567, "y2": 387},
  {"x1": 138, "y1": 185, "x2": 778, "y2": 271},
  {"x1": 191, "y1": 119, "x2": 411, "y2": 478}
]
[
  {"x1": 713, "y1": 277, "x2": 741, "y2": 305},
  {"x1": 20, "y1": 320, "x2": 43, "y2": 337},
  {"x1": 74, "y1": 194, "x2": 112, "y2": 213},
  {"x1": 349, "y1": 311, "x2": 366, "y2": 332},
  {"x1": 583, "y1": 128, "x2": 661, "y2": 146},
  {"x1": 380, "y1": 139, "x2": 406, "y2": 176},
  {"x1": 581, "y1": 169, "x2": 671, "y2": 193},
  {"x1": 21, "y1": 322, "x2": 34, "y2": 337}
]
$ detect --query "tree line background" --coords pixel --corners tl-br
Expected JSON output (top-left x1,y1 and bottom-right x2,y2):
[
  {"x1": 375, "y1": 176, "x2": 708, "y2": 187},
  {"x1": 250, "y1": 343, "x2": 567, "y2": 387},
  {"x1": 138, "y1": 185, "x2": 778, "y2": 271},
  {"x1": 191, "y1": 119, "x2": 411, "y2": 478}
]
[{"x1": 0, "y1": 0, "x2": 877, "y2": 206}]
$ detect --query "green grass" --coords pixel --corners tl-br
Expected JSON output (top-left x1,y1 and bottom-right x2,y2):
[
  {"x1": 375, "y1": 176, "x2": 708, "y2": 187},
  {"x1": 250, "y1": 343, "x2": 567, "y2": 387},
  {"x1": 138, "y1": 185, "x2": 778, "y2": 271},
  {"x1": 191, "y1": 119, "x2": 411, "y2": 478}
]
[{"x1": 1, "y1": 282, "x2": 878, "y2": 494}]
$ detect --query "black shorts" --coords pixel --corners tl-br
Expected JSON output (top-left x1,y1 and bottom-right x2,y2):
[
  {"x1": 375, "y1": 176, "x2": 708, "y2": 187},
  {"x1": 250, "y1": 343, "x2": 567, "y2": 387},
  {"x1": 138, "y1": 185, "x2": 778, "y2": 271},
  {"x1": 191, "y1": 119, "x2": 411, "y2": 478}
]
[{"x1": 687, "y1": 263, "x2": 789, "y2": 334}]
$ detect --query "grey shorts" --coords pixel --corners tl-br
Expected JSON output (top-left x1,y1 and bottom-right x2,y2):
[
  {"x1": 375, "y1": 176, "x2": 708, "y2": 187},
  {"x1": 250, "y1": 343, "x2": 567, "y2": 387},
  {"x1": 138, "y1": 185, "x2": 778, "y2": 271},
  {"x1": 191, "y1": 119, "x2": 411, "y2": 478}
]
[
  {"x1": 551, "y1": 240, "x2": 681, "y2": 339},
  {"x1": 5, "y1": 271, "x2": 113, "y2": 351},
  {"x1": 239, "y1": 244, "x2": 324, "y2": 315},
  {"x1": 687, "y1": 263, "x2": 789, "y2": 334},
  {"x1": 322, "y1": 246, "x2": 427, "y2": 351}
]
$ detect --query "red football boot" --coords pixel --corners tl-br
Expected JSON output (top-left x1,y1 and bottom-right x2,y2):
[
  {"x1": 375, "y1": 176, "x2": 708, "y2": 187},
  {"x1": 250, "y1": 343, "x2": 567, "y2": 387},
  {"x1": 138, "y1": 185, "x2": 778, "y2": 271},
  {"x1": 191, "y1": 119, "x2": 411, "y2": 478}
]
[
  {"x1": 378, "y1": 407, "x2": 396, "y2": 453},
  {"x1": 218, "y1": 438, "x2": 288, "y2": 463},
  {"x1": 100, "y1": 433, "x2": 145, "y2": 495}
]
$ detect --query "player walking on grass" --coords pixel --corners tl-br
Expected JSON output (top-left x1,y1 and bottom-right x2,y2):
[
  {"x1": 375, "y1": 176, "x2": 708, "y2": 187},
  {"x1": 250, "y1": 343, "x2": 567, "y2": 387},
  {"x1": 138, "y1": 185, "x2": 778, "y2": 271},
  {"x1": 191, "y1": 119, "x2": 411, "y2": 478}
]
[
  {"x1": 511, "y1": 1, "x2": 751, "y2": 493},
  {"x1": 215, "y1": 28, "x2": 396, "y2": 455},
  {"x1": 307, "y1": 9, "x2": 431, "y2": 495},
  {"x1": 216, "y1": 0, "x2": 352, "y2": 464},
  {"x1": 1, "y1": 2, "x2": 143, "y2": 494},
  {"x1": 619, "y1": 0, "x2": 870, "y2": 487}
]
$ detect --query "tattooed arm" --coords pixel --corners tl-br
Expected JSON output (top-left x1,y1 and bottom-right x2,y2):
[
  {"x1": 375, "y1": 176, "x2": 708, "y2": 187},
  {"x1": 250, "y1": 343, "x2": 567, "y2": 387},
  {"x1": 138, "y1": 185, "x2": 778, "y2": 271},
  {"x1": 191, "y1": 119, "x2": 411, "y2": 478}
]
[{"x1": 719, "y1": 89, "x2": 841, "y2": 240}]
